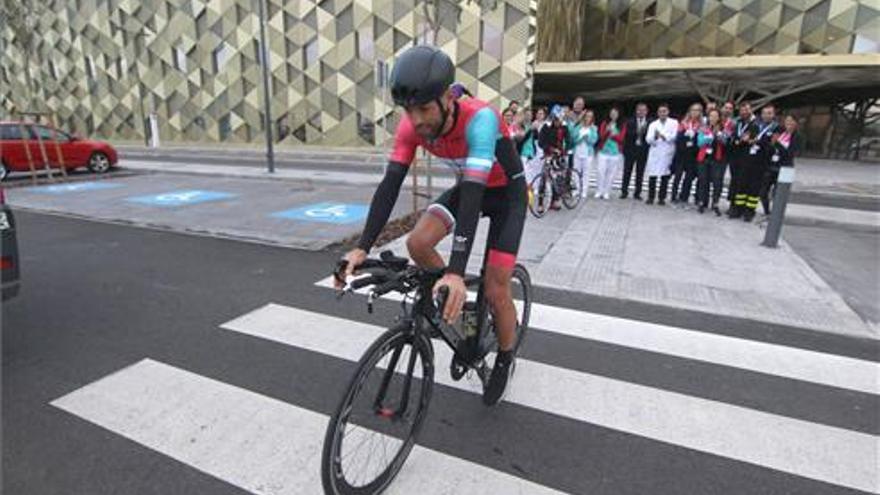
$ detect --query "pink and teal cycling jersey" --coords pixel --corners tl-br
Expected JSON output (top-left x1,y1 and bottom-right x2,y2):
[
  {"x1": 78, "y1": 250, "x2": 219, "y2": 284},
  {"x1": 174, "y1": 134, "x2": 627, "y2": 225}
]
[{"x1": 389, "y1": 98, "x2": 512, "y2": 188}]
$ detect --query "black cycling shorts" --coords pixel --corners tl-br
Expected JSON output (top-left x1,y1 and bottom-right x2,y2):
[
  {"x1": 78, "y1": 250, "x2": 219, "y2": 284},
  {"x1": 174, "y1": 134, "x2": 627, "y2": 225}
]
[{"x1": 426, "y1": 177, "x2": 527, "y2": 269}]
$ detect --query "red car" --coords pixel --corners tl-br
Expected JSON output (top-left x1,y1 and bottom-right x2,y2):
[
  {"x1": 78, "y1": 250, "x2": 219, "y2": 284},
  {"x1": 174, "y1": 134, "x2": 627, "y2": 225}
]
[{"x1": 0, "y1": 121, "x2": 118, "y2": 180}]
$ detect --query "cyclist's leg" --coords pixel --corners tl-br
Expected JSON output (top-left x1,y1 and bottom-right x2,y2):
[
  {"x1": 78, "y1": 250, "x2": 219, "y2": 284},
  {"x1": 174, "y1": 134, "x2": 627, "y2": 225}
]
[
  {"x1": 407, "y1": 186, "x2": 458, "y2": 269},
  {"x1": 483, "y1": 177, "x2": 527, "y2": 352}
]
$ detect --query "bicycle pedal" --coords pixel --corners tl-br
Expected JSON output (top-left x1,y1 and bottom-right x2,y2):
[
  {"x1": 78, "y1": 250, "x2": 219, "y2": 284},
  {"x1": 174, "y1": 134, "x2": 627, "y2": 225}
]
[{"x1": 449, "y1": 358, "x2": 467, "y2": 381}]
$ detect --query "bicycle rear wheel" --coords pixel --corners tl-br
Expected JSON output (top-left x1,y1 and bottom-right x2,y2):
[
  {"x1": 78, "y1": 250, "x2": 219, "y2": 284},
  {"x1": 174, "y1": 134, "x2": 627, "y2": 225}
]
[
  {"x1": 528, "y1": 172, "x2": 552, "y2": 218},
  {"x1": 321, "y1": 324, "x2": 434, "y2": 495},
  {"x1": 481, "y1": 263, "x2": 532, "y2": 356}
]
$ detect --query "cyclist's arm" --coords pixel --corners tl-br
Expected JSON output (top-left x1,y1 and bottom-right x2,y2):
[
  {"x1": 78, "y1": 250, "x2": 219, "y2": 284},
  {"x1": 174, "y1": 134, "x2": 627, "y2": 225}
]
[
  {"x1": 356, "y1": 119, "x2": 417, "y2": 253},
  {"x1": 356, "y1": 162, "x2": 409, "y2": 252},
  {"x1": 447, "y1": 107, "x2": 499, "y2": 276}
]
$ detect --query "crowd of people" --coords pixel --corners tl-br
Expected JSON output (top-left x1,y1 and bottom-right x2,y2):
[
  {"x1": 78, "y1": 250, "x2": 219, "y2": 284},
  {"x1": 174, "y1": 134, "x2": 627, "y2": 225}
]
[{"x1": 498, "y1": 97, "x2": 801, "y2": 221}]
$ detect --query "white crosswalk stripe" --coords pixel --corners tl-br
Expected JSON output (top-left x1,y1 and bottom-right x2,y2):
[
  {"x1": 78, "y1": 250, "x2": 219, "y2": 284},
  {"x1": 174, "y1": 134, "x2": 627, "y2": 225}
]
[
  {"x1": 219, "y1": 303, "x2": 879, "y2": 494},
  {"x1": 49, "y1": 291, "x2": 880, "y2": 494},
  {"x1": 52, "y1": 359, "x2": 565, "y2": 495},
  {"x1": 314, "y1": 276, "x2": 879, "y2": 395}
]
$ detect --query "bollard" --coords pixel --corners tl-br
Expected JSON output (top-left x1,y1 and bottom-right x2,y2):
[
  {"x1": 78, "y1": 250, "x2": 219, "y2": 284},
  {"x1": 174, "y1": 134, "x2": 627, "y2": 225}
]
[{"x1": 762, "y1": 166, "x2": 795, "y2": 248}]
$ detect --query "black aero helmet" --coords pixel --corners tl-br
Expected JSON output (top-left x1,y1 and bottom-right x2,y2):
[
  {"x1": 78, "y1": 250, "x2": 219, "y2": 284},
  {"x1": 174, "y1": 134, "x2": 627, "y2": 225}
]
[{"x1": 390, "y1": 46, "x2": 455, "y2": 107}]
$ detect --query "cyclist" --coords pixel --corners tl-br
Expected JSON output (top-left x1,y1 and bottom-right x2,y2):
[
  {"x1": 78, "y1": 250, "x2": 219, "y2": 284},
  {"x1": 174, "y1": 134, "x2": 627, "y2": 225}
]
[
  {"x1": 537, "y1": 105, "x2": 569, "y2": 210},
  {"x1": 334, "y1": 46, "x2": 527, "y2": 406}
]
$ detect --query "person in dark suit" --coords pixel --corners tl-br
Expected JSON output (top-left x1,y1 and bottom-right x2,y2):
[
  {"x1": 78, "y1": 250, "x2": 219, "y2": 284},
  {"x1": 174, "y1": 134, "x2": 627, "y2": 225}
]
[{"x1": 620, "y1": 102, "x2": 651, "y2": 199}]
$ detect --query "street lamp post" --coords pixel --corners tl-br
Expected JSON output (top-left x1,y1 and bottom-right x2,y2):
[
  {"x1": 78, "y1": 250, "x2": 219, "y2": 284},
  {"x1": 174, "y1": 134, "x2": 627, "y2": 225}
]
[{"x1": 256, "y1": 0, "x2": 275, "y2": 173}]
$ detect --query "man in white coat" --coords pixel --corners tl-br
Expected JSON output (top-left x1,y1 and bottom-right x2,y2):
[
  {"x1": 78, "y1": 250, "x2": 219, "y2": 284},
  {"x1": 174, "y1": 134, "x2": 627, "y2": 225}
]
[{"x1": 644, "y1": 103, "x2": 679, "y2": 205}]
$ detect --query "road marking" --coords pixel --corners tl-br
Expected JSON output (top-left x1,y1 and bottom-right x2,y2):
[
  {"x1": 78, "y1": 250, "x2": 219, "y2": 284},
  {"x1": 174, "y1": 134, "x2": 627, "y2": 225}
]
[
  {"x1": 126, "y1": 190, "x2": 237, "y2": 207},
  {"x1": 52, "y1": 359, "x2": 567, "y2": 495},
  {"x1": 314, "y1": 276, "x2": 880, "y2": 395},
  {"x1": 220, "y1": 303, "x2": 880, "y2": 493},
  {"x1": 270, "y1": 202, "x2": 369, "y2": 224}
]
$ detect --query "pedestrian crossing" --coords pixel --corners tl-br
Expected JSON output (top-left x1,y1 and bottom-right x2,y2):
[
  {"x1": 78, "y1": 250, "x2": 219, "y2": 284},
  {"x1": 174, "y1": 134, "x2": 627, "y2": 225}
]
[{"x1": 49, "y1": 276, "x2": 880, "y2": 494}]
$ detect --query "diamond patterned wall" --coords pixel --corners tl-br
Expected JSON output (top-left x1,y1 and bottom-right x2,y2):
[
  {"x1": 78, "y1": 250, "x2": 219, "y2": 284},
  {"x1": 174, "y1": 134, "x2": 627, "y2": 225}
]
[
  {"x1": 1, "y1": 0, "x2": 534, "y2": 146},
  {"x1": 538, "y1": 0, "x2": 880, "y2": 62}
]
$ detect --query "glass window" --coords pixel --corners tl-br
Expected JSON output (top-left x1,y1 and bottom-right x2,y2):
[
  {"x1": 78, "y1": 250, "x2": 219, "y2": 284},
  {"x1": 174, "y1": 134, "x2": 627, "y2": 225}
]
[
  {"x1": 174, "y1": 46, "x2": 187, "y2": 72},
  {"x1": 304, "y1": 38, "x2": 318, "y2": 67},
  {"x1": 116, "y1": 57, "x2": 126, "y2": 79},
  {"x1": 85, "y1": 55, "x2": 95, "y2": 79},
  {"x1": 32, "y1": 126, "x2": 57, "y2": 141},
  {"x1": 219, "y1": 114, "x2": 231, "y2": 140},
  {"x1": 852, "y1": 34, "x2": 879, "y2": 54},
  {"x1": 357, "y1": 26, "x2": 374, "y2": 61},
  {"x1": 213, "y1": 42, "x2": 232, "y2": 73},
  {"x1": 0, "y1": 125, "x2": 24, "y2": 140},
  {"x1": 481, "y1": 21, "x2": 502, "y2": 59}
]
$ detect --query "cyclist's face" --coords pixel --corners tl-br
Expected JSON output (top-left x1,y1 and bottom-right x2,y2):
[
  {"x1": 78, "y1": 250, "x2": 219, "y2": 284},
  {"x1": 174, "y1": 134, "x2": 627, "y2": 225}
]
[{"x1": 406, "y1": 97, "x2": 449, "y2": 139}]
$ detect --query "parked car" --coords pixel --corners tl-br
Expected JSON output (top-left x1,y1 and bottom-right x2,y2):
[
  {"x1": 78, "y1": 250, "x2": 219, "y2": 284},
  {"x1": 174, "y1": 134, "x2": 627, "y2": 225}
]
[
  {"x1": 0, "y1": 121, "x2": 118, "y2": 180},
  {"x1": 1, "y1": 187, "x2": 20, "y2": 300}
]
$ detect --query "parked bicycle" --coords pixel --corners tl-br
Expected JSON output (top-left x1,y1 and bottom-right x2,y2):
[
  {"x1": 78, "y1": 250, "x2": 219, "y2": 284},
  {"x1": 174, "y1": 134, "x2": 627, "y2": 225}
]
[
  {"x1": 528, "y1": 152, "x2": 582, "y2": 218},
  {"x1": 321, "y1": 250, "x2": 532, "y2": 495}
]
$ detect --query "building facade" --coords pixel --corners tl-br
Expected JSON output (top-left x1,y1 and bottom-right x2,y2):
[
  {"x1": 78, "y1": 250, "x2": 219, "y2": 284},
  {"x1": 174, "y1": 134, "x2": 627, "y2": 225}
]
[
  {"x1": 1, "y1": 0, "x2": 536, "y2": 146},
  {"x1": 535, "y1": 0, "x2": 880, "y2": 160}
]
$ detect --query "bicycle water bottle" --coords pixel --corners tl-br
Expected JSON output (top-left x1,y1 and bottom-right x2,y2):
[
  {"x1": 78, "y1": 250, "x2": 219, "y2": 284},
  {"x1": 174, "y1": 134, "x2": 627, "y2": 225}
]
[{"x1": 461, "y1": 301, "x2": 479, "y2": 339}]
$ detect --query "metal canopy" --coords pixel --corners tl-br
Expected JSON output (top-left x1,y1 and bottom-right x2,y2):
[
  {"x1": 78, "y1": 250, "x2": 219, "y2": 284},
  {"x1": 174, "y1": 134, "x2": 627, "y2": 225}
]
[{"x1": 533, "y1": 53, "x2": 880, "y2": 105}]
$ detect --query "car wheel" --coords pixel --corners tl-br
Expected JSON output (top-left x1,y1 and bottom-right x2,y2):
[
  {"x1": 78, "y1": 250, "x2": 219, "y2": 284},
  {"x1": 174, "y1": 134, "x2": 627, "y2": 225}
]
[
  {"x1": 0, "y1": 160, "x2": 8, "y2": 181},
  {"x1": 87, "y1": 152, "x2": 111, "y2": 173}
]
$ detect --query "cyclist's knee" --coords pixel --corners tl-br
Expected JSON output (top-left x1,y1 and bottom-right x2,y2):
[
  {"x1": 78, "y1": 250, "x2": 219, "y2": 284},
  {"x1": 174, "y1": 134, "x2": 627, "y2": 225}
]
[
  {"x1": 406, "y1": 218, "x2": 444, "y2": 259},
  {"x1": 484, "y1": 267, "x2": 513, "y2": 309},
  {"x1": 485, "y1": 280, "x2": 508, "y2": 305}
]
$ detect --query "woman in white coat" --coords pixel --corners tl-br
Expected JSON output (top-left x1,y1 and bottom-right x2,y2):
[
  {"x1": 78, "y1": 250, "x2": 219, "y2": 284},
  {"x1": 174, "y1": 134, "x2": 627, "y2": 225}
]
[{"x1": 644, "y1": 103, "x2": 679, "y2": 205}]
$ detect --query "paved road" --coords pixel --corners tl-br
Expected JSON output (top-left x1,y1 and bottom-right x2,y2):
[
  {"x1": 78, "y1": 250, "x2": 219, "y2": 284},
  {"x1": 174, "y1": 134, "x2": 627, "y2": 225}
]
[
  {"x1": 4, "y1": 211, "x2": 878, "y2": 494},
  {"x1": 785, "y1": 224, "x2": 880, "y2": 329}
]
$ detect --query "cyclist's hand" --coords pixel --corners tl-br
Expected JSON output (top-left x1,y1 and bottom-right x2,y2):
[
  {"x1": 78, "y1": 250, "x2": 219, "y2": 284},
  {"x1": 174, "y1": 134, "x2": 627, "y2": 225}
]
[
  {"x1": 334, "y1": 248, "x2": 367, "y2": 289},
  {"x1": 434, "y1": 273, "x2": 466, "y2": 324}
]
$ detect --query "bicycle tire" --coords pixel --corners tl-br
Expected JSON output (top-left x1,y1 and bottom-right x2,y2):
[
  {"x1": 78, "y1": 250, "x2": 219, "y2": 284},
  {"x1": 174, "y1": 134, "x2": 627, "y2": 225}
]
[
  {"x1": 481, "y1": 263, "x2": 532, "y2": 357},
  {"x1": 321, "y1": 324, "x2": 434, "y2": 495},
  {"x1": 528, "y1": 172, "x2": 552, "y2": 218},
  {"x1": 562, "y1": 171, "x2": 583, "y2": 209},
  {"x1": 510, "y1": 264, "x2": 532, "y2": 353}
]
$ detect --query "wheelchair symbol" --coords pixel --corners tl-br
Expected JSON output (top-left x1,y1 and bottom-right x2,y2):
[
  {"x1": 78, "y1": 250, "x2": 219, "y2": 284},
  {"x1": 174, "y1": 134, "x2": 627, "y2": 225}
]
[
  {"x1": 305, "y1": 204, "x2": 348, "y2": 218},
  {"x1": 155, "y1": 191, "x2": 203, "y2": 203}
]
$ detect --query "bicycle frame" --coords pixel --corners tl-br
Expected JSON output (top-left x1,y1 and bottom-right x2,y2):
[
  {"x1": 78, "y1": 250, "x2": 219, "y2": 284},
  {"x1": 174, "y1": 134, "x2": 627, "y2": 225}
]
[{"x1": 370, "y1": 249, "x2": 495, "y2": 418}]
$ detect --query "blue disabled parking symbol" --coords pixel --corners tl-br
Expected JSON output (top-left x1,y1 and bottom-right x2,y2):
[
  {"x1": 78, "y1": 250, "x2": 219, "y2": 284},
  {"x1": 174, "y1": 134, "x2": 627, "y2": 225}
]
[
  {"x1": 272, "y1": 202, "x2": 368, "y2": 224},
  {"x1": 127, "y1": 190, "x2": 237, "y2": 207},
  {"x1": 32, "y1": 181, "x2": 122, "y2": 194}
]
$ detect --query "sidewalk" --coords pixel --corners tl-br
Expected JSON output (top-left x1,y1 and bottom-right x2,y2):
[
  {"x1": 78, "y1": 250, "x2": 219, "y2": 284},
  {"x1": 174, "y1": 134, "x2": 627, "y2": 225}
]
[{"x1": 383, "y1": 199, "x2": 876, "y2": 339}]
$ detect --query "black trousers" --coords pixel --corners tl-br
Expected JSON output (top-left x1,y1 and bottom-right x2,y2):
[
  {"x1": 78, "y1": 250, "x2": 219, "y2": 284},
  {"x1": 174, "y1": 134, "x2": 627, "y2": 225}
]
[
  {"x1": 621, "y1": 148, "x2": 648, "y2": 196},
  {"x1": 697, "y1": 158, "x2": 726, "y2": 207},
  {"x1": 733, "y1": 153, "x2": 765, "y2": 213},
  {"x1": 673, "y1": 150, "x2": 698, "y2": 203},
  {"x1": 759, "y1": 167, "x2": 780, "y2": 214},
  {"x1": 727, "y1": 148, "x2": 745, "y2": 202},
  {"x1": 647, "y1": 175, "x2": 670, "y2": 202}
]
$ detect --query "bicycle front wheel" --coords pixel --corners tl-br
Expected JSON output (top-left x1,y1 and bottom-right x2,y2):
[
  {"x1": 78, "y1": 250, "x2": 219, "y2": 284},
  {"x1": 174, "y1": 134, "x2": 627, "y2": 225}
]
[
  {"x1": 529, "y1": 172, "x2": 552, "y2": 218},
  {"x1": 321, "y1": 324, "x2": 434, "y2": 495},
  {"x1": 562, "y1": 170, "x2": 583, "y2": 209}
]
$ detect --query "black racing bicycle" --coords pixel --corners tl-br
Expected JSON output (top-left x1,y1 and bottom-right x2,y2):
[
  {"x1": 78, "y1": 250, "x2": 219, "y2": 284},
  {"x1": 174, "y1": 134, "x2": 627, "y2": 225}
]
[
  {"x1": 321, "y1": 250, "x2": 532, "y2": 495},
  {"x1": 529, "y1": 153, "x2": 582, "y2": 218}
]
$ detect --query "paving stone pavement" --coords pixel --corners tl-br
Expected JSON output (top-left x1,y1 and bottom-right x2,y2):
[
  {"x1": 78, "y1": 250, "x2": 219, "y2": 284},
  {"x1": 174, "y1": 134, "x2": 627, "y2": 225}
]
[{"x1": 384, "y1": 196, "x2": 875, "y2": 339}]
